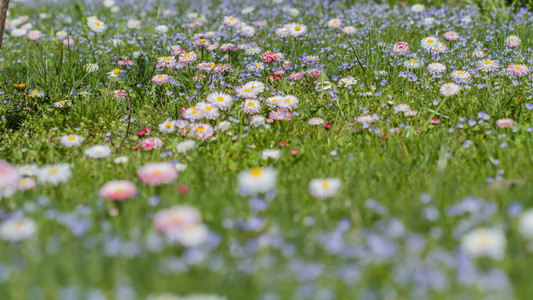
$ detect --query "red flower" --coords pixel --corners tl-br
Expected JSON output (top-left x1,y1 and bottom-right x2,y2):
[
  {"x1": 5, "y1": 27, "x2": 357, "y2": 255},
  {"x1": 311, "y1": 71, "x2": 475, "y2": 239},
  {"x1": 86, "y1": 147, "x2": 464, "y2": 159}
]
[
  {"x1": 136, "y1": 128, "x2": 151, "y2": 137},
  {"x1": 177, "y1": 185, "x2": 188, "y2": 194},
  {"x1": 324, "y1": 122, "x2": 332, "y2": 129}
]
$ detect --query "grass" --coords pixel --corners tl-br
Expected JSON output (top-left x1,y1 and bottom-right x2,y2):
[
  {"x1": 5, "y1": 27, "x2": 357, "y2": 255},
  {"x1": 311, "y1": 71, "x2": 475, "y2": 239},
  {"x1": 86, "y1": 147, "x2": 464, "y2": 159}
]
[{"x1": 0, "y1": 0, "x2": 533, "y2": 299}]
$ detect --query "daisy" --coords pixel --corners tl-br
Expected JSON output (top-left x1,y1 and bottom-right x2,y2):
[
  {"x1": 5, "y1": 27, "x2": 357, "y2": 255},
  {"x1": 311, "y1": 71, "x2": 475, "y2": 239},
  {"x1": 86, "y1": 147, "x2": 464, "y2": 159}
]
[
  {"x1": 327, "y1": 19, "x2": 342, "y2": 29},
  {"x1": 496, "y1": 118, "x2": 514, "y2": 128},
  {"x1": 472, "y1": 49, "x2": 485, "y2": 58},
  {"x1": 196, "y1": 102, "x2": 220, "y2": 120},
  {"x1": 223, "y1": 16, "x2": 240, "y2": 27},
  {"x1": 250, "y1": 115, "x2": 266, "y2": 126},
  {"x1": 505, "y1": 35, "x2": 521, "y2": 48},
  {"x1": 309, "y1": 178, "x2": 341, "y2": 199},
  {"x1": 339, "y1": 77, "x2": 357, "y2": 87},
  {"x1": 476, "y1": 59, "x2": 500, "y2": 72},
  {"x1": 244, "y1": 81, "x2": 265, "y2": 93},
  {"x1": 17, "y1": 164, "x2": 38, "y2": 176},
  {"x1": 277, "y1": 95, "x2": 299, "y2": 110},
  {"x1": 393, "y1": 42, "x2": 409, "y2": 54},
  {"x1": 427, "y1": 63, "x2": 446, "y2": 74},
  {"x1": 156, "y1": 56, "x2": 177, "y2": 68},
  {"x1": 188, "y1": 123, "x2": 215, "y2": 140},
  {"x1": 158, "y1": 121, "x2": 176, "y2": 133},
  {"x1": 451, "y1": 70, "x2": 471, "y2": 82},
  {"x1": 141, "y1": 137, "x2": 164, "y2": 150},
  {"x1": 37, "y1": 164, "x2": 71, "y2": 185},
  {"x1": 166, "y1": 224, "x2": 209, "y2": 247},
  {"x1": 341, "y1": 26, "x2": 357, "y2": 35},
  {"x1": 126, "y1": 19, "x2": 141, "y2": 29},
  {"x1": 247, "y1": 61, "x2": 265, "y2": 72},
  {"x1": 262, "y1": 149, "x2": 281, "y2": 160},
  {"x1": 429, "y1": 42, "x2": 447, "y2": 54},
  {"x1": 137, "y1": 162, "x2": 178, "y2": 186},
  {"x1": 217, "y1": 121, "x2": 232, "y2": 131},
  {"x1": 245, "y1": 46, "x2": 262, "y2": 55},
  {"x1": 153, "y1": 205, "x2": 201, "y2": 233},
  {"x1": 235, "y1": 85, "x2": 259, "y2": 99},
  {"x1": 18, "y1": 177, "x2": 36, "y2": 191},
  {"x1": 287, "y1": 23, "x2": 307, "y2": 38},
  {"x1": 206, "y1": 92, "x2": 233, "y2": 110},
  {"x1": 506, "y1": 64, "x2": 529, "y2": 76},
  {"x1": 0, "y1": 161, "x2": 19, "y2": 198},
  {"x1": 84, "y1": 145, "x2": 111, "y2": 158},
  {"x1": 420, "y1": 36, "x2": 439, "y2": 50},
  {"x1": 181, "y1": 106, "x2": 204, "y2": 121},
  {"x1": 152, "y1": 74, "x2": 169, "y2": 85},
  {"x1": 99, "y1": 180, "x2": 137, "y2": 201},
  {"x1": 238, "y1": 167, "x2": 277, "y2": 195},
  {"x1": 519, "y1": 210, "x2": 533, "y2": 239},
  {"x1": 0, "y1": 218, "x2": 37, "y2": 242},
  {"x1": 176, "y1": 140, "x2": 196, "y2": 153},
  {"x1": 265, "y1": 96, "x2": 281, "y2": 108},
  {"x1": 440, "y1": 82, "x2": 460, "y2": 96},
  {"x1": 60, "y1": 134, "x2": 84, "y2": 147},
  {"x1": 28, "y1": 89, "x2": 44, "y2": 98},
  {"x1": 243, "y1": 100, "x2": 261, "y2": 114},
  {"x1": 178, "y1": 52, "x2": 197, "y2": 64},
  {"x1": 308, "y1": 117, "x2": 325, "y2": 126},
  {"x1": 442, "y1": 31, "x2": 460, "y2": 42},
  {"x1": 155, "y1": 25, "x2": 169, "y2": 34},
  {"x1": 85, "y1": 63, "x2": 98, "y2": 72},
  {"x1": 461, "y1": 228, "x2": 505, "y2": 260},
  {"x1": 87, "y1": 19, "x2": 106, "y2": 33},
  {"x1": 108, "y1": 68, "x2": 126, "y2": 79},
  {"x1": 393, "y1": 104, "x2": 410, "y2": 113},
  {"x1": 411, "y1": 4, "x2": 425, "y2": 12},
  {"x1": 53, "y1": 100, "x2": 71, "y2": 108},
  {"x1": 403, "y1": 58, "x2": 422, "y2": 69},
  {"x1": 114, "y1": 156, "x2": 129, "y2": 164},
  {"x1": 56, "y1": 30, "x2": 67, "y2": 39}
]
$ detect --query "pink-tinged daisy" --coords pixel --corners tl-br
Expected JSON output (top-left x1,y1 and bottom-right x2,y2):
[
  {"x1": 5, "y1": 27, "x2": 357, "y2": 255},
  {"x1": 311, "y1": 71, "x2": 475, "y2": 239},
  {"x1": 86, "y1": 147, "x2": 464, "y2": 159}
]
[
  {"x1": 505, "y1": 35, "x2": 521, "y2": 48},
  {"x1": 287, "y1": 73, "x2": 303, "y2": 80},
  {"x1": 506, "y1": 64, "x2": 529, "y2": 76},
  {"x1": 99, "y1": 180, "x2": 137, "y2": 201},
  {"x1": 429, "y1": 118, "x2": 441, "y2": 124},
  {"x1": 113, "y1": 90, "x2": 127, "y2": 99},
  {"x1": 327, "y1": 19, "x2": 342, "y2": 29},
  {"x1": 261, "y1": 51, "x2": 278, "y2": 63},
  {"x1": 156, "y1": 56, "x2": 176, "y2": 68},
  {"x1": 243, "y1": 99, "x2": 261, "y2": 114},
  {"x1": 440, "y1": 82, "x2": 460, "y2": 96},
  {"x1": 117, "y1": 59, "x2": 134, "y2": 66},
  {"x1": 188, "y1": 123, "x2": 215, "y2": 140},
  {"x1": 220, "y1": 43, "x2": 238, "y2": 51},
  {"x1": 393, "y1": 42, "x2": 409, "y2": 54},
  {"x1": 0, "y1": 161, "x2": 20, "y2": 198},
  {"x1": 472, "y1": 49, "x2": 485, "y2": 58},
  {"x1": 153, "y1": 206, "x2": 202, "y2": 233},
  {"x1": 341, "y1": 26, "x2": 357, "y2": 35},
  {"x1": 427, "y1": 63, "x2": 446, "y2": 74},
  {"x1": 18, "y1": 177, "x2": 36, "y2": 191},
  {"x1": 193, "y1": 38, "x2": 210, "y2": 49},
  {"x1": 496, "y1": 118, "x2": 514, "y2": 128},
  {"x1": 195, "y1": 102, "x2": 220, "y2": 120},
  {"x1": 206, "y1": 92, "x2": 233, "y2": 110},
  {"x1": 269, "y1": 110, "x2": 292, "y2": 121},
  {"x1": 442, "y1": 31, "x2": 460, "y2": 41},
  {"x1": 137, "y1": 162, "x2": 178, "y2": 186},
  {"x1": 277, "y1": 95, "x2": 299, "y2": 110},
  {"x1": 265, "y1": 96, "x2": 281, "y2": 108},
  {"x1": 476, "y1": 59, "x2": 500, "y2": 72},
  {"x1": 152, "y1": 74, "x2": 169, "y2": 85},
  {"x1": 178, "y1": 52, "x2": 197, "y2": 65},
  {"x1": 141, "y1": 137, "x2": 164, "y2": 150}
]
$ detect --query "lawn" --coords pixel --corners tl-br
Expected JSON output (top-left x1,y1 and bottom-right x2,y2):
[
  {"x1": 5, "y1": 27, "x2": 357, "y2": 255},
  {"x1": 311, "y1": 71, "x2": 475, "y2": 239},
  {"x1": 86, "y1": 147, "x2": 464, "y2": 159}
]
[{"x1": 1, "y1": 0, "x2": 533, "y2": 299}]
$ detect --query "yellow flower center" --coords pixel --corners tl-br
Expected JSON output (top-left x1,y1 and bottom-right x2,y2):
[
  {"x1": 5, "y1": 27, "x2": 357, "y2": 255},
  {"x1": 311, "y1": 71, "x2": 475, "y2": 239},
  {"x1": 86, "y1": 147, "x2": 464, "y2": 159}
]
[
  {"x1": 322, "y1": 182, "x2": 329, "y2": 188},
  {"x1": 410, "y1": 59, "x2": 417, "y2": 63},
  {"x1": 192, "y1": 109, "x2": 199, "y2": 114},
  {"x1": 113, "y1": 69, "x2": 120, "y2": 75},
  {"x1": 88, "y1": 64, "x2": 93, "y2": 67},
  {"x1": 163, "y1": 57, "x2": 170, "y2": 61},
  {"x1": 285, "y1": 98, "x2": 291, "y2": 103},
  {"x1": 165, "y1": 122, "x2": 172, "y2": 127},
  {"x1": 217, "y1": 96, "x2": 224, "y2": 102},
  {"x1": 153, "y1": 170, "x2": 162, "y2": 175},
  {"x1": 114, "y1": 189, "x2": 125, "y2": 194},
  {"x1": 49, "y1": 168, "x2": 58, "y2": 174},
  {"x1": 59, "y1": 101, "x2": 66, "y2": 104},
  {"x1": 295, "y1": 26, "x2": 301, "y2": 31},
  {"x1": 184, "y1": 53, "x2": 191, "y2": 58},
  {"x1": 457, "y1": 72, "x2": 464, "y2": 75},
  {"x1": 210, "y1": 64, "x2": 216, "y2": 68},
  {"x1": 94, "y1": 21, "x2": 101, "y2": 26},
  {"x1": 197, "y1": 126, "x2": 205, "y2": 132},
  {"x1": 250, "y1": 167, "x2": 262, "y2": 176},
  {"x1": 157, "y1": 75, "x2": 164, "y2": 79},
  {"x1": 68, "y1": 136, "x2": 76, "y2": 140},
  {"x1": 427, "y1": 39, "x2": 434, "y2": 43},
  {"x1": 205, "y1": 106, "x2": 212, "y2": 111},
  {"x1": 510, "y1": 38, "x2": 515, "y2": 41},
  {"x1": 32, "y1": 90, "x2": 39, "y2": 94},
  {"x1": 229, "y1": 17, "x2": 234, "y2": 21},
  {"x1": 515, "y1": 65, "x2": 522, "y2": 69},
  {"x1": 199, "y1": 39, "x2": 206, "y2": 43},
  {"x1": 247, "y1": 102, "x2": 255, "y2": 106},
  {"x1": 484, "y1": 60, "x2": 491, "y2": 65},
  {"x1": 243, "y1": 88, "x2": 251, "y2": 93}
]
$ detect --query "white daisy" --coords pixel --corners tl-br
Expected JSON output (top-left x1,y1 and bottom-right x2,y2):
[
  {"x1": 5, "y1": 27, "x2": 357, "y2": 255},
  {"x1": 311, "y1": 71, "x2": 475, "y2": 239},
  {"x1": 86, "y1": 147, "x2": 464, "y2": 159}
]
[
  {"x1": 461, "y1": 228, "x2": 506, "y2": 260},
  {"x1": 176, "y1": 140, "x2": 196, "y2": 153},
  {"x1": 60, "y1": 134, "x2": 84, "y2": 147},
  {"x1": 37, "y1": 164, "x2": 71, "y2": 185},
  {"x1": 238, "y1": 167, "x2": 277, "y2": 195},
  {"x1": 309, "y1": 178, "x2": 341, "y2": 199},
  {"x1": 0, "y1": 218, "x2": 37, "y2": 242},
  {"x1": 84, "y1": 145, "x2": 111, "y2": 158}
]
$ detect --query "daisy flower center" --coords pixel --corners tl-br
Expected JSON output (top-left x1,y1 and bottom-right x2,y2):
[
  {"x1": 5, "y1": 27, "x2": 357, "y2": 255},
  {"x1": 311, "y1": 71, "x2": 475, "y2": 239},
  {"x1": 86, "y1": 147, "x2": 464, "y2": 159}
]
[
  {"x1": 88, "y1": 64, "x2": 93, "y2": 67},
  {"x1": 94, "y1": 21, "x2": 101, "y2": 26},
  {"x1": 322, "y1": 182, "x2": 329, "y2": 188},
  {"x1": 427, "y1": 39, "x2": 434, "y2": 43},
  {"x1": 32, "y1": 90, "x2": 39, "y2": 94},
  {"x1": 458, "y1": 72, "x2": 464, "y2": 75},
  {"x1": 153, "y1": 170, "x2": 162, "y2": 175},
  {"x1": 295, "y1": 26, "x2": 301, "y2": 31},
  {"x1": 285, "y1": 99, "x2": 291, "y2": 103},
  {"x1": 165, "y1": 123, "x2": 172, "y2": 127},
  {"x1": 410, "y1": 59, "x2": 417, "y2": 63},
  {"x1": 217, "y1": 96, "x2": 224, "y2": 102},
  {"x1": 484, "y1": 60, "x2": 491, "y2": 65},
  {"x1": 205, "y1": 106, "x2": 212, "y2": 111},
  {"x1": 49, "y1": 168, "x2": 58, "y2": 174},
  {"x1": 247, "y1": 102, "x2": 255, "y2": 107},
  {"x1": 250, "y1": 167, "x2": 262, "y2": 176},
  {"x1": 113, "y1": 69, "x2": 120, "y2": 75},
  {"x1": 163, "y1": 57, "x2": 170, "y2": 61},
  {"x1": 515, "y1": 65, "x2": 522, "y2": 69},
  {"x1": 199, "y1": 39, "x2": 206, "y2": 43},
  {"x1": 243, "y1": 88, "x2": 251, "y2": 93},
  {"x1": 184, "y1": 53, "x2": 191, "y2": 58},
  {"x1": 197, "y1": 126, "x2": 205, "y2": 132}
]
